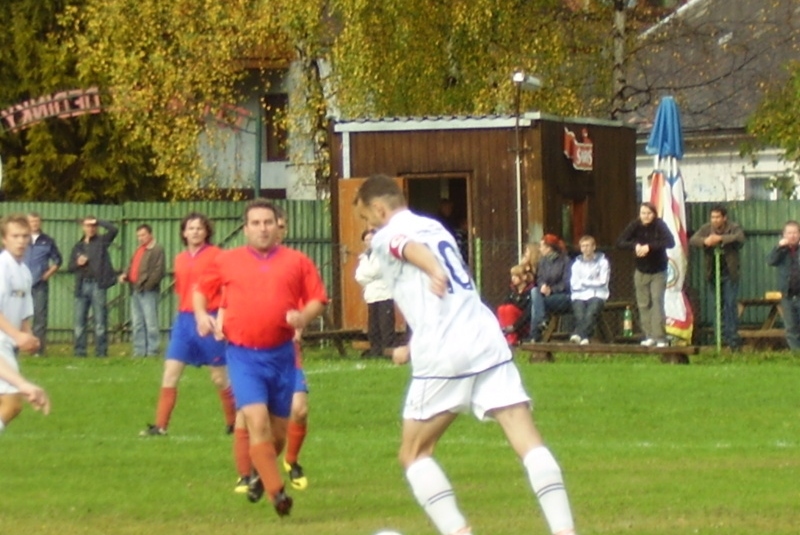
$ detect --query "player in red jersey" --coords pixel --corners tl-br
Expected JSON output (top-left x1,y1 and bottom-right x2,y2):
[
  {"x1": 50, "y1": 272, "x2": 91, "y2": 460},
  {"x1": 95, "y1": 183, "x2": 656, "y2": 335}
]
[
  {"x1": 139, "y1": 213, "x2": 236, "y2": 437},
  {"x1": 194, "y1": 199, "x2": 327, "y2": 517},
  {"x1": 229, "y1": 210, "x2": 311, "y2": 494}
]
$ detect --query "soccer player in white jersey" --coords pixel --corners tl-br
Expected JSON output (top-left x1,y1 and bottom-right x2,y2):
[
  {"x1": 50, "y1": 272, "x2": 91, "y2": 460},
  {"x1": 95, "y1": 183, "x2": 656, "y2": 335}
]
[
  {"x1": 355, "y1": 175, "x2": 578, "y2": 535},
  {"x1": 0, "y1": 214, "x2": 51, "y2": 434}
]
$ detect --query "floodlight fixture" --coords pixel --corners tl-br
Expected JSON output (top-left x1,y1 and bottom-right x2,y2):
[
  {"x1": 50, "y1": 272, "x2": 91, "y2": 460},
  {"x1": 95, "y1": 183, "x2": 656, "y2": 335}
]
[{"x1": 512, "y1": 71, "x2": 542, "y2": 91}]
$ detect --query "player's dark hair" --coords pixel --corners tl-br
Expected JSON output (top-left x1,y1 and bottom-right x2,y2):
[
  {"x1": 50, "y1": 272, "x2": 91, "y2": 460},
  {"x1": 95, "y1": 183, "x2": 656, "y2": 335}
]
[
  {"x1": 1, "y1": 213, "x2": 30, "y2": 237},
  {"x1": 180, "y1": 212, "x2": 214, "y2": 246},
  {"x1": 354, "y1": 174, "x2": 406, "y2": 209},
  {"x1": 136, "y1": 223, "x2": 153, "y2": 234},
  {"x1": 244, "y1": 198, "x2": 280, "y2": 223}
]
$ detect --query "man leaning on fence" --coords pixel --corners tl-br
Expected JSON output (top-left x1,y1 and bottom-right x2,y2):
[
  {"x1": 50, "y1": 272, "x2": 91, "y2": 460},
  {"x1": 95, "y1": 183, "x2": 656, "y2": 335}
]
[
  {"x1": 767, "y1": 220, "x2": 800, "y2": 350},
  {"x1": 120, "y1": 224, "x2": 165, "y2": 357},
  {"x1": 22, "y1": 212, "x2": 62, "y2": 356},
  {"x1": 689, "y1": 205, "x2": 745, "y2": 351},
  {"x1": 67, "y1": 216, "x2": 118, "y2": 358}
]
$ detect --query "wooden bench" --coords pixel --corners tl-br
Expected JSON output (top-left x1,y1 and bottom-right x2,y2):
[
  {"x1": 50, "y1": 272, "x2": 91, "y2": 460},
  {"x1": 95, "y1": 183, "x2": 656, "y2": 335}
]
[
  {"x1": 735, "y1": 298, "x2": 785, "y2": 349},
  {"x1": 518, "y1": 341, "x2": 700, "y2": 364},
  {"x1": 541, "y1": 300, "x2": 635, "y2": 343},
  {"x1": 737, "y1": 328, "x2": 786, "y2": 350}
]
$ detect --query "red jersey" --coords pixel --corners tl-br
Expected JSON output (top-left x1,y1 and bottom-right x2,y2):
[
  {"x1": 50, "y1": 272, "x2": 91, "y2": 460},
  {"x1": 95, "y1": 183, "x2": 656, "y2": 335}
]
[
  {"x1": 174, "y1": 245, "x2": 222, "y2": 312},
  {"x1": 200, "y1": 245, "x2": 328, "y2": 349}
]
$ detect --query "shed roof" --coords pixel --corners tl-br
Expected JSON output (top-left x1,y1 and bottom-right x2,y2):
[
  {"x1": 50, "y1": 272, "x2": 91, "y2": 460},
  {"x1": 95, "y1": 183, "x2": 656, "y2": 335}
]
[
  {"x1": 333, "y1": 112, "x2": 626, "y2": 133},
  {"x1": 623, "y1": 0, "x2": 800, "y2": 134}
]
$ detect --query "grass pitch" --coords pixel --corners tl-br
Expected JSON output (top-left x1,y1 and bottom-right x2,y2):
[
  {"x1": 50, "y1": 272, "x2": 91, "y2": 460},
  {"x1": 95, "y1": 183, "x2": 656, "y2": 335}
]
[{"x1": 1, "y1": 346, "x2": 799, "y2": 535}]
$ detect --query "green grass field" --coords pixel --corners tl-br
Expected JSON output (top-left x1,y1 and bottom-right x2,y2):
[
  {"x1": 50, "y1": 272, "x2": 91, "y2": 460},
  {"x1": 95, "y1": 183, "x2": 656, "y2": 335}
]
[{"x1": 2, "y1": 346, "x2": 799, "y2": 535}]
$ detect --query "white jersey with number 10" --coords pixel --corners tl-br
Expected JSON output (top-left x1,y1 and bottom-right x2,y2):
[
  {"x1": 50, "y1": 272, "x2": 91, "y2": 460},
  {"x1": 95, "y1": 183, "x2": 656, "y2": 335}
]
[{"x1": 371, "y1": 209, "x2": 512, "y2": 379}]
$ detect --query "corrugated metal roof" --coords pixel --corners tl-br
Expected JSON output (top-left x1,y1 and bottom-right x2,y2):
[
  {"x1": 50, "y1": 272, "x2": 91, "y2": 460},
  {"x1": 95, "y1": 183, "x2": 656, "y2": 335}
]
[{"x1": 334, "y1": 112, "x2": 625, "y2": 133}]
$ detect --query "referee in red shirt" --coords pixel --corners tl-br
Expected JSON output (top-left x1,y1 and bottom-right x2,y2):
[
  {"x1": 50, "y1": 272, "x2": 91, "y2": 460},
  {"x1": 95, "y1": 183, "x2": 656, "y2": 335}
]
[{"x1": 194, "y1": 199, "x2": 327, "y2": 517}]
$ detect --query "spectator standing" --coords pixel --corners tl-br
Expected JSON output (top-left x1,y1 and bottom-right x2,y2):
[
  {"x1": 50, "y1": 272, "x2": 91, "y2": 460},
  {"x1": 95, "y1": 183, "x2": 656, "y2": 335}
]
[
  {"x1": 355, "y1": 229, "x2": 395, "y2": 358},
  {"x1": 616, "y1": 202, "x2": 675, "y2": 347},
  {"x1": 689, "y1": 205, "x2": 745, "y2": 351},
  {"x1": 119, "y1": 224, "x2": 165, "y2": 357},
  {"x1": 569, "y1": 235, "x2": 610, "y2": 344},
  {"x1": 527, "y1": 234, "x2": 571, "y2": 343},
  {"x1": 67, "y1": 216, "x2": 118, "y2": 358},
  {"x1": 0, "y1": 214, "x2": 50, "y2": 433},
  {"x1": 355, "y1": 175, "x2": 578, "y2": 535},
  {"x1": 194, "y1": 199, "x2": 327, "y2": 517},
  {"x1": 767, "y1": 220, "x2": 800, "y2": 350},
  {"x1": 22, "y1": 212, "x2": 62, "y2": 356}
]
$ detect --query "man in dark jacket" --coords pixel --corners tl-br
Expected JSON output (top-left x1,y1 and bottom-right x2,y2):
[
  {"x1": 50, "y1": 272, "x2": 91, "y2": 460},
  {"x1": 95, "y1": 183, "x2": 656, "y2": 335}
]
[
  {"x1": 68, "y1": 216, "x2": 118, "y2": 357},
  {"x1": 120, "y1": 224, "x2": 165, "y2": 357},
  {"x1": 689, "y1": 205, "x2": 745, "y2": 350},
  {"x1": 23, "y1": 212, "x2": 62, "y2": 356},
  {"x1": 767, "y1": 220, "x2": 800, "y2": 350}
]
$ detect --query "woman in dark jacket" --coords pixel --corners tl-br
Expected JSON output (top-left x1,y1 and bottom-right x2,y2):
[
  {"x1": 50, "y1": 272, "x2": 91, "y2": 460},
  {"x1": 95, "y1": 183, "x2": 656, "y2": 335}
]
[
  {"x1": 526, "y1": 233, "x2": 571, "y2": 342},
  {"x1": 617, "y1": 202, "x2": 675, "y2": 347}
]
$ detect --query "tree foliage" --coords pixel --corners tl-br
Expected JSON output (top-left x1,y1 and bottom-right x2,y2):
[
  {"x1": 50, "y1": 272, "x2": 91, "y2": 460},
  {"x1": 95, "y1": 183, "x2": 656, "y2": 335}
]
[{"x1": 0, "y1": 0, "x2": 161, "y2": 203}]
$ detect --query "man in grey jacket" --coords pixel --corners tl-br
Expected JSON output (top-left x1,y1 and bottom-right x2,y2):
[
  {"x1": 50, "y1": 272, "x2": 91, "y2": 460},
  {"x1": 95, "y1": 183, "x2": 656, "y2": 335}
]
[{"x1": 120, "y1": 224, "x2": 165, "y2": 357}]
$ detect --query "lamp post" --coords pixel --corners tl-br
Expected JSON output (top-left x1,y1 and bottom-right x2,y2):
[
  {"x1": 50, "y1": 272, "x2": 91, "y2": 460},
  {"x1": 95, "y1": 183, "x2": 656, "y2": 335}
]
[{"x1": 511, "y1": 71, "x2": 542, "y2": 260}]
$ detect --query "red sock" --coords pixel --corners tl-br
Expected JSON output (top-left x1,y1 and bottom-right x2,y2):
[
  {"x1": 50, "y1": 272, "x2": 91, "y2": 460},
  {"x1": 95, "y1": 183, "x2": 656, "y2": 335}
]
[
  {"x1": 233, "y1": 427, "x2": 252, "y2": 477},
  {"x1": 250, "y1": 441, "x2": 284, "y2": 499},
  {"x1": 155, "y1": 387, "x2": 177, "y2": 430},
  {"x1": 285, "y1": 421, "x2": 307, "y2": 464},
  {"x1": 218, "y1": 387, "x2": 236, "y2": 427}
]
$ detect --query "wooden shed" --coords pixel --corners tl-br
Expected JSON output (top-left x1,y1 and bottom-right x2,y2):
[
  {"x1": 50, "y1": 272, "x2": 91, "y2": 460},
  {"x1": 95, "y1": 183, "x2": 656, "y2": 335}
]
[{"x1": 330, "y1": 113, "x2": 638, "y2": 331}]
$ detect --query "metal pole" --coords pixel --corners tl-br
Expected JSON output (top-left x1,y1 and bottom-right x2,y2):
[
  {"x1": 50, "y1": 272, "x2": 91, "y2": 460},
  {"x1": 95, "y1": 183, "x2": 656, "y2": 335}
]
[
  {"x1": 514, "y1": 85, "x2": 523, "y2": 261},
  {"x1": 254, "y1": 103, "x2": 263, "y2": 198},
  {"x1": 714, "y1": 246, "x2": 722, "y2": 352}
]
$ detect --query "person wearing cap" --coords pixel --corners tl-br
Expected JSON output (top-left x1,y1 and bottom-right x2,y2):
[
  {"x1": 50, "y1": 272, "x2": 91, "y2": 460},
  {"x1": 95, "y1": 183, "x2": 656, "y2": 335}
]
[
  {"x1": 67, "y1": 216, "x2": 118, "y2": 357},
  {"x1": 526, "y1": 234, "x2": 571, "y2": 343}
]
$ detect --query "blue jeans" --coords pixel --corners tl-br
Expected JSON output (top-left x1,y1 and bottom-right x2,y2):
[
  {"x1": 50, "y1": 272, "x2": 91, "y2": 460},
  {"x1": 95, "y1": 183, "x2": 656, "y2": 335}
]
[
  {"x1": 529, "y1": 288, "x2": 572, "y2": 341},
  {"x1": 708, "y1": 277, "x2": 741, "y2": 348},
  {"x1": 31, "y1": 281, "x2": 49, "y2": 354},
  {"x1": 74, "y1": 280, "x2": 108, "y2": 357},
  {"x1": 780, "y1": 296, "x2": 800, "y2": 350},
  {"x1": 131, "y1": 290, "x2": 160, "y2": 356},
  {"x1": 572, "y1": 298, "x2": 605, "y2": 340}
]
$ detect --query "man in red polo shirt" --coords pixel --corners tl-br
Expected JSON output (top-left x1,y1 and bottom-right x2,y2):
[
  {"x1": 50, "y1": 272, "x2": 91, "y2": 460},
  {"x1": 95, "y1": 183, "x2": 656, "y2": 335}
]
[{"x1": 194, "y1": 199, "x2": 327, "y2": 517}]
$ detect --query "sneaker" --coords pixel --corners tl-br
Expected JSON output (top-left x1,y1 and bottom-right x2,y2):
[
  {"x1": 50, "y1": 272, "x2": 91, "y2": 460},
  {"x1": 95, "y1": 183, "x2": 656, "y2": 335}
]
[
  {"x1": 569, "y1": 334, "x2": 581, "y2": 344},
  {"x1": 139, "y1": 424, "x2": 167, "y2": 437},
  {"x1": 247, "y1": 473, "x2": 264, "y2": 503},
  {"x1": 655, "y1": 340, "x2": 669, "y2": 348},
  {"x1": 283, "y1": 460, "x2": 308, "y2": 490},
  {"x1": 234, "y1": 475, "x2": 250, "y2": 494},
  {"x1": 579, "y1": 338, "x2": 589, "y2": 345},
  {"x1": 272, "y1": 488, "x2": 293, "y2": 517},
  {"x1": 640, "y1": 338, "x2": 656, "y2": 347}
]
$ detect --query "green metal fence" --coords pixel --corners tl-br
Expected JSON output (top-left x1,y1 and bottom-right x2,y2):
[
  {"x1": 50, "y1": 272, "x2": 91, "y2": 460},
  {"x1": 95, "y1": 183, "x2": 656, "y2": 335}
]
[{"x1": 0, "y1": 200, "x2": 331, "y2": 345}]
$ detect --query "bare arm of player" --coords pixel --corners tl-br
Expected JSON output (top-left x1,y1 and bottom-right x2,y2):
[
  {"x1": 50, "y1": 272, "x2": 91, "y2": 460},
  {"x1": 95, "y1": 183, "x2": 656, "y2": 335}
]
[
  {"x1": 0, "y1": 313, "x2": 39, "y2": 353},
  {"x1": 213, "y1": 308, "x2": 226, "y2": 341},
  {"x1": 286, "y1": 299, "x2": 326, "y2": 331},
  {"x1": 401, "y1": 241, "x2": 448, "y2": 298},
  {"x1": 192, "y1": 287, "x2": 217, "y2": 337},
  {"x1": 0, "y1": 358, "x2": 50, "y2": 415}
]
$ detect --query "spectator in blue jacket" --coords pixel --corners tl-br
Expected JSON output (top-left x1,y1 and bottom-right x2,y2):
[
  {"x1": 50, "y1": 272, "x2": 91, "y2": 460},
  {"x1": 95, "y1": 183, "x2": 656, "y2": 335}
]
[
  {"x1": 526, "y1": 234, "x2": 571, "y2": 342},
  {"x1": 767, "y1": 220, "x2": 800, "y2": 350},
  {"x1": 22, "y1": 213, "x2": 62, "y2": 356}
]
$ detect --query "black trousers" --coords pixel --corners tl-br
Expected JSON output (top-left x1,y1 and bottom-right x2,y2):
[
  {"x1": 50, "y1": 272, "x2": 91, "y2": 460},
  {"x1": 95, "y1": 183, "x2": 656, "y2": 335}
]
[{"x1": 367, "y1": 299, "x2": 396, "y2": 356}]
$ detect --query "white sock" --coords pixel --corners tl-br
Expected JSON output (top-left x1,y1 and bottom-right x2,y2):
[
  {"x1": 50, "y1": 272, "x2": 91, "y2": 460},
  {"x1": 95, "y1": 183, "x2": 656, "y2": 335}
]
[
  {"x1": 524, "y1": 446, "x2": 575, "y2": 534},
  {"x1": 406, "y1": 457, "x2": 469, "y2": 535}
]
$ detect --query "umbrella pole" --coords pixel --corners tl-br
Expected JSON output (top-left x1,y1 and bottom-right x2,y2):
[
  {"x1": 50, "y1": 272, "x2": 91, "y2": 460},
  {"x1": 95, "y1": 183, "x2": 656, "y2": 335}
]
[{"x1": 714, "y1": 246, "x2": 722, "y2": 352}]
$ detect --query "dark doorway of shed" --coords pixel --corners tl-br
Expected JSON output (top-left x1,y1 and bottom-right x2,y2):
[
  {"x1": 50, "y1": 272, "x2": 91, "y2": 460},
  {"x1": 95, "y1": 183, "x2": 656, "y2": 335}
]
[{"x1": 405, "y1": 175, "x2": 470, "y2": 265}]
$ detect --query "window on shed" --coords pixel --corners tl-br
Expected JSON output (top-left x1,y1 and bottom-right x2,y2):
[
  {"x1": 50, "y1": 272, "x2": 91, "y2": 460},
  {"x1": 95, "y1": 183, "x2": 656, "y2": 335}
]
[
  {"x1": 263, "y1": 93, "x2": 289, "y2": 162},
  {"x1": 745, "y1": 175, "x2": 777, "y2": 201}
]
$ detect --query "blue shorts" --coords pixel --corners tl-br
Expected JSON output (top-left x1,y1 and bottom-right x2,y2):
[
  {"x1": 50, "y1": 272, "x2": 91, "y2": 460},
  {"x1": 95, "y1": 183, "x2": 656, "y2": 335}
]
[
  {"x1": 294, "y1": 367, "x2": 308, "y2": 394},
  {"x1": 166, "y1": 312, "x2": 226, "y2": 367},
  {"x1": 226, "y1": 341, "x2": 296, "y2": 417}
]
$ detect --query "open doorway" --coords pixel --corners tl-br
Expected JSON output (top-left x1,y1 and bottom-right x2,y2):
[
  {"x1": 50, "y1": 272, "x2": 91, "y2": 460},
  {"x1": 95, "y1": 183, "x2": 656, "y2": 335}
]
[{"x1": 404, "y1": 173, "x2": 470, "y2": 266}]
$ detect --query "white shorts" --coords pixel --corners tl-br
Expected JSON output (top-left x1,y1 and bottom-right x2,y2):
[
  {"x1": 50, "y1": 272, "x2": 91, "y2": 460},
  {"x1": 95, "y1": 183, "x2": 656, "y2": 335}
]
[
  {"x1": 403, "y1": 361, "x2": 531, "y2": 421},
  {"x1": 0, "y1": 347, "x2": 20, "y2": 395}
]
